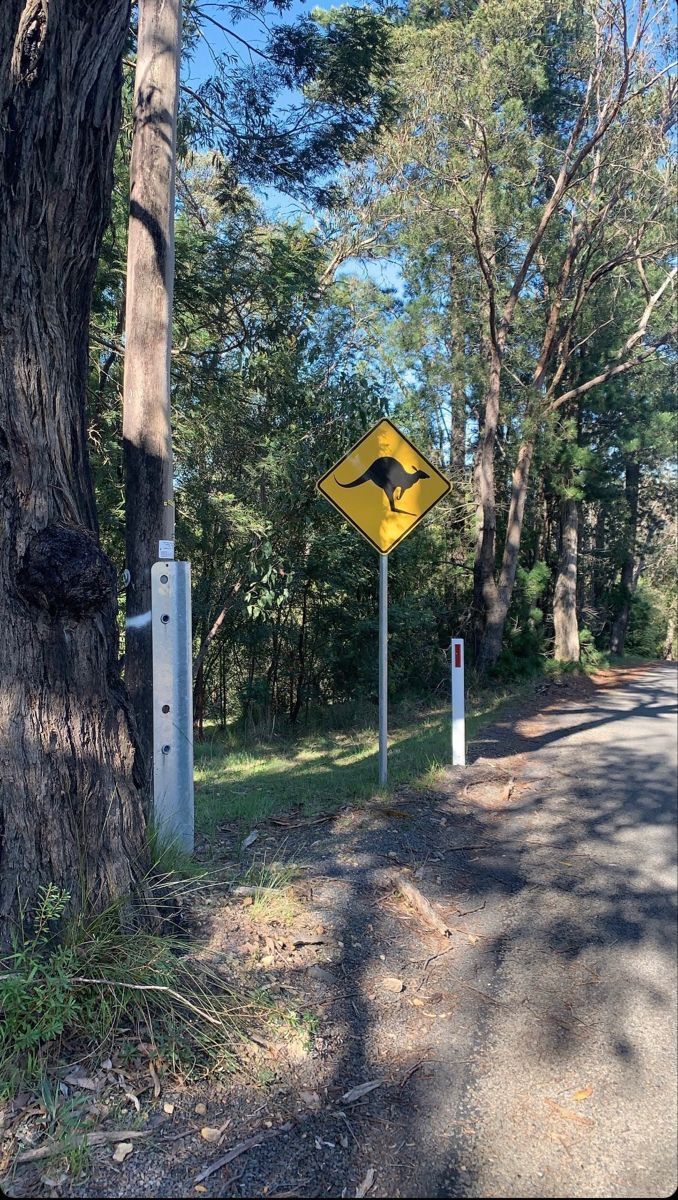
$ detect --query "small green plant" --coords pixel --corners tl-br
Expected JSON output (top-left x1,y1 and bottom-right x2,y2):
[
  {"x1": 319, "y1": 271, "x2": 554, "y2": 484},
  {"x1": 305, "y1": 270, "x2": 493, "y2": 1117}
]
[
  {"x1": 0, "y1": 885, "x2": 79, "y2": 1095},
  {"x1": 0, "y1": 880, "x2": 266, "y2": 1099},
  {"x1": 238, "y1": 848, "x2": 304, "y2": 926},
  {"x1": 284, "y1": 1007, "x2": 319, "y2": 1050},
  {"x1": 578, "y1": 626, "x2": 607, "y2": 670}
]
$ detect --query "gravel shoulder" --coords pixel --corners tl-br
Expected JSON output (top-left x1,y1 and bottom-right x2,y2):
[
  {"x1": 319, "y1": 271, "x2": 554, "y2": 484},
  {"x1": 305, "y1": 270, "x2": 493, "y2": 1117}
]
[{"x1": 4, "y1": 664, "x2": 676, "y2": 1199}]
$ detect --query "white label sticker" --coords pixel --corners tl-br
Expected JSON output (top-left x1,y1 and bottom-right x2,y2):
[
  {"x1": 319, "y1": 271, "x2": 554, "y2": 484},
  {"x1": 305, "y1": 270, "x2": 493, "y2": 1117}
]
[{"x1": 158, "y1": 540, "x2": 175, "y2": 560}]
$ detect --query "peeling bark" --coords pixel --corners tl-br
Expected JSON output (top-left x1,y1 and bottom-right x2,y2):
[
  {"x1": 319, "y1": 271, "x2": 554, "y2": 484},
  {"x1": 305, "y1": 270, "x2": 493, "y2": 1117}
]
[{"x1": 610, "y1": 459, "x2": 640, "y2": 655}]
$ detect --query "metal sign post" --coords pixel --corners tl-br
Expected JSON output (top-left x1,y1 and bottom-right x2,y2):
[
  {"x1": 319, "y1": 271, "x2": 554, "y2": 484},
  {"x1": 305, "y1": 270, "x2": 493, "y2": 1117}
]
[
  {"x1": 151, "y1": 558, "x2": 194, "y2": 852},
  {"x1": 451, "y1": 637, "x2": 466, "y2": 767},
  {"x1": 379, "y1": 554, "x2": 388, "y2": 786}
]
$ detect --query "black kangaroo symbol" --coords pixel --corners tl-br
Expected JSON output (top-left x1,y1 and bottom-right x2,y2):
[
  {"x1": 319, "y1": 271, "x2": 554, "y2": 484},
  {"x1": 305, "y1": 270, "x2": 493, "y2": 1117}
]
[{"x1": 335, "y1": 457, "x2": 430, "y2": 515}]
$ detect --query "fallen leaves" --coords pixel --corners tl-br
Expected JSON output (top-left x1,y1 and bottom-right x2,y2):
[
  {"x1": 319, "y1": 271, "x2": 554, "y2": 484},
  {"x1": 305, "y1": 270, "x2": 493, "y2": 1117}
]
[
  {"x1": 572, "y1": 1085, "x2": 593, "y2": 1102},
  {"x1": 544, "y1": 1097, "x2": 594, "y2": 1126},
  {"x1": 200, "y1": 1124, "x2": 230, "y2": 1144},
  {"x1": 242, "y1": 829, "x2": 259, "y2": 849},
  {"x1": 62, "y1": 1073, "x2": 99, "y2": 1092},
  {"x1": 355, "y1": 1167, "x2": 376, "y2": 1197},
  {"x1": 111, "y1": 1141, "x2": 134, "y2": 1164},
  {"x1": 340, "y1": 1080, "x2": 385, "y2": 1105}
]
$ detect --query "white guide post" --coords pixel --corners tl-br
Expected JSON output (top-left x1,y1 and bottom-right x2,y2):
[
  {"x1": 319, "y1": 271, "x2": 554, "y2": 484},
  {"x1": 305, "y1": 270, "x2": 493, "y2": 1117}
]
[
  {"x1": 451, "y1": 637, "x2": 466, "y2": 767},
  {"x1": 151, "y1": 557, "x2": 194, "y2": 852}
]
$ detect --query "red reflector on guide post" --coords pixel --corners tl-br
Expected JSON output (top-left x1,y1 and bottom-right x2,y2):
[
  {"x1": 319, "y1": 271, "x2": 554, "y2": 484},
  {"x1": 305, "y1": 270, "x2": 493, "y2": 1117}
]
[{"x1": 454, "y1": 644, "x2": 461, "y2": 669}]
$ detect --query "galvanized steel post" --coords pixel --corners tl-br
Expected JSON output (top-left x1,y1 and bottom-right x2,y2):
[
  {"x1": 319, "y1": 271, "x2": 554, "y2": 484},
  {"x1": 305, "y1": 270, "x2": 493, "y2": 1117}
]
[
  {"x1": 379, "y1": 553, "x2": 388, "y2": 786},
  {"x1": 151, "y1": 559, "x2": 194, "y2": 851}
]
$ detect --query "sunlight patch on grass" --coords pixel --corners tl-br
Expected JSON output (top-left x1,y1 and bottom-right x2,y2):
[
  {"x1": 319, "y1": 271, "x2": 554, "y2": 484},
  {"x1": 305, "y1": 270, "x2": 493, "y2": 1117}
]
[{"x1": 194, "y1": 681, "x2": 530, "y2": 836}]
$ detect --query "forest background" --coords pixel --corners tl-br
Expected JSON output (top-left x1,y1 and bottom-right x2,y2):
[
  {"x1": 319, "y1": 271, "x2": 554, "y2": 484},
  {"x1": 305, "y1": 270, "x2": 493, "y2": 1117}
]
[{"x1": 91, "y1": 0, "x2": 677, "y2": 743}]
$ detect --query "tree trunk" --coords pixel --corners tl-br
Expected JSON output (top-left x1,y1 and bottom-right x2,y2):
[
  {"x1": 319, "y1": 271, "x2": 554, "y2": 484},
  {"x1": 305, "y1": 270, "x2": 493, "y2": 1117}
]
[
  {"x1": 610, "y1": 459, "x2": 640, "y2": 655},
  {"x1": 122, "y1": 0, "x2": 181, "y2": 779},
  {"x1": 476, "y1": 439, "x2": 535, "y2": 672},
  {"x1": 193, "y1": 660, "x2": 205, "y2": 741},
  {"x1": 663, "y1": 612, "x2": 676, "y2": 661},
  {"x1": 553, "y1": 499, "x2": 580, "y2": 661},
  {"x1": 472, "y1": 349, "x2": 502, "y2": 661},
  {"x1": 0, "y1": 0, "x2": 153, "y2": 942}
]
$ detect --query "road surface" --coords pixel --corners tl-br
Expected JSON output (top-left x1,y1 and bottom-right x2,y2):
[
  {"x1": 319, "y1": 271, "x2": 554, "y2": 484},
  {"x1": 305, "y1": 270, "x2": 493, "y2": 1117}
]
[{"x1": 424, "y1": 663, "x2": 678, "y2": 1197}]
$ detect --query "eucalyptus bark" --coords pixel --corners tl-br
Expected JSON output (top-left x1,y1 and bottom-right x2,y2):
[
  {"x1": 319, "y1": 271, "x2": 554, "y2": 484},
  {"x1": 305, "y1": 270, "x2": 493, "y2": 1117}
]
[
  {"x1": 663, "y1": 612, "x2": 676, "y2": 661},
  {"x1": 122, "y1": 0, "x2": 181, "y2": 778},
  {"x1": 472, "y1": 349, "x2": 502, "y2": 663},
  {"x1": 0, "y1": 0, "x2": 153, "y2": 941},
  {"x1": 553, "y1": 499, "x2": 580, "y2": 661},
  {"x1": 610, "y1": 458, "x2": 640, "y2": 655}
]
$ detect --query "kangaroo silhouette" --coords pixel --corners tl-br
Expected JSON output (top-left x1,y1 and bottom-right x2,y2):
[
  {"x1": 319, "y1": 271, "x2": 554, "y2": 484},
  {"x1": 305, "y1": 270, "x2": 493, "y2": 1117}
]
[{"x1": 335, "y1": 456, "x2": 429, "y2": 515}]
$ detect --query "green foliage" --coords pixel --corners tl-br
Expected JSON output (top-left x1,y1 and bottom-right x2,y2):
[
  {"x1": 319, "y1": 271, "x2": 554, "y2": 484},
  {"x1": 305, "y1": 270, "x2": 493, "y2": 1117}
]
[
  {"x1": 0, "y1": 886, "x2": 76, "y2": 1085},
  {"x1": 625, "y1": 584, "x2": 669, "y2": 659},
  {"x1": 0, "y1": 883, "x2": 253, "y2": 1097},
  {"x1": 578, "y1": 626, "x2": 606, "y2": 671},
  {"x1": 494, "y1": 562, "x2": 551, "y2": 678},
  {"x1": 86, "y1": 0, "x2": 675, "y2": 737}
]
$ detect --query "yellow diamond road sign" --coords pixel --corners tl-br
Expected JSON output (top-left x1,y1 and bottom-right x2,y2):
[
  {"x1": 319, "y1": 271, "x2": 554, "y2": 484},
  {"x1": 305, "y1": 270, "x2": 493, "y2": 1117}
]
[{"x1": 317, "y1": 418, "x2": 450, "y2": 555}]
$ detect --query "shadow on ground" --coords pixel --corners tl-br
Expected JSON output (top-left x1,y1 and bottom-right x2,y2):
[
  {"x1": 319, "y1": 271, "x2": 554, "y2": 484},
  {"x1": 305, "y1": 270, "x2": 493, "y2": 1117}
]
[{"x1": 44, "y1": 664, "x2": 677, "y2": 1200}]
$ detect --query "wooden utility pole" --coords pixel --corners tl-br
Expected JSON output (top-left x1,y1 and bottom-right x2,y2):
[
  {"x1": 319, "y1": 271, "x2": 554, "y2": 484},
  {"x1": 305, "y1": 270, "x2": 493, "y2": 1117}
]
[{"x1": 123, "y1": 0, "x2": 181, "y2": 780}]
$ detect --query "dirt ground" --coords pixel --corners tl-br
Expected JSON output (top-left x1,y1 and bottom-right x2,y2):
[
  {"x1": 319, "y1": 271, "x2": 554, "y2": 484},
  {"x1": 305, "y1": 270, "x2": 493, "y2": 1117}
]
[{"x1": 3, "y1": 666, "x2": 676, "y2": 1199}]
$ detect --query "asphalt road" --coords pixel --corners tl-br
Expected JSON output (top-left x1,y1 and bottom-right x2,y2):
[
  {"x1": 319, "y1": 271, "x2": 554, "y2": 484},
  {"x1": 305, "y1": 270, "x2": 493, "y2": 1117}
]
[{"x1": 432, "y1": 663, "x2": 678, "y2": 1198}]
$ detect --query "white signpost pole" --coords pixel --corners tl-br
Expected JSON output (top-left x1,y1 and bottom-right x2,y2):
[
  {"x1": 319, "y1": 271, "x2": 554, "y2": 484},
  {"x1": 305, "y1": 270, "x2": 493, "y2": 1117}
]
[
  {"x1": 379, "y1": 553, "x2": 388, "y2": 786},
  {"x1": 451, "y1": 637, "x2": 466, "y2": 767},
  {"x1": 151, "y1": 553, "x2": 194, "y2": 852}
]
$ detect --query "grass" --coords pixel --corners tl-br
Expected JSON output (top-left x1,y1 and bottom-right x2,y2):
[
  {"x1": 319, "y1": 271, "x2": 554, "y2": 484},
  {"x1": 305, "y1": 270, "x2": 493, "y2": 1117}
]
[
  {"x1": 236, "y1": 848, "x2": 304, "y2": 925},
  {"x1": 194, "y1": 676, "x2": 540, "y2": 836},
  {"x1": 0, "y1": 877, "x2": 266, "y2": 1102}
]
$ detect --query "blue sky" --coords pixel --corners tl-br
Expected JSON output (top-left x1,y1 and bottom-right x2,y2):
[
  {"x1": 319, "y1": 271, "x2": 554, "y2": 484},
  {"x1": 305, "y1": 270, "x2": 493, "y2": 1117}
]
[
  {"x1": 183, "y1": 3, "x2": 404, "y2": 293},
  {"x1": 184, "y1": 1, "x2": 313, "y2": 88}
]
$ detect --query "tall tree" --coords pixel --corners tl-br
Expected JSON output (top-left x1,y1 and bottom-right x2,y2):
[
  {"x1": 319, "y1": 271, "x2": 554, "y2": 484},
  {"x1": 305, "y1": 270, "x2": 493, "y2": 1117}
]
[
  {"x1": 361, "y1": 0, "x2": 676, "y2": 669},
  {"x1": 121, "y1": 1, "x2": 396, "y2": 757},
  {"x1": 123, "y1": 0, "x2": 182, "y2": 778},
  {"x1": 0, "y1": 1, "x2": 152, "y2": 942}
]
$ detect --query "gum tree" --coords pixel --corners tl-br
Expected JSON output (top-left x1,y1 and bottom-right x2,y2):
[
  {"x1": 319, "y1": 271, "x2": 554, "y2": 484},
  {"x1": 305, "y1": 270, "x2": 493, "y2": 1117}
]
[
  {"x1": 0, "y1": 1, "x2": 153, "y2": 941},
  {"x1": 366, "y1": 0, "x2": 676, "y2": 668}
]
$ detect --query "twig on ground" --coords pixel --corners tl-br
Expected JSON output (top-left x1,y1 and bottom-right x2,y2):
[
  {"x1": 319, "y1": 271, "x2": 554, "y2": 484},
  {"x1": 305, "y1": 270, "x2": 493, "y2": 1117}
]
[
  {"x1": 194, "y1": 1122, "x2": 293, "y2": 1184},
  {"x1": 387, "y1": 872, "x2": 451, "y2": 937},
  {"x1": 15, "y1": 1130, "x2": 151, "y2": 1164},
  {"x1": 337, "y1": 1110, "x2": 360, "y2": 1147},
  {"x1": 399, "y1": 1056, "x2": 433, "y2": 1089},
  {"x1": 70, "y1": 977, "x2": 223, "y2": 1026},
  {"x1": 445, "y1": 845, "x2": 490, "y2": 853},
  {"x1": 162, "y1": 1125, "x2": 201, "y2": 1143},
  {"x1": 455, "y1": 899, "x2": 487, "y2": 916},
  {"x1": 459, "y1": 982, "x2": 508, "y2": 1007},
  {"x1": 412, "y1": 945, "x2": 453, "y2": 984}
]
